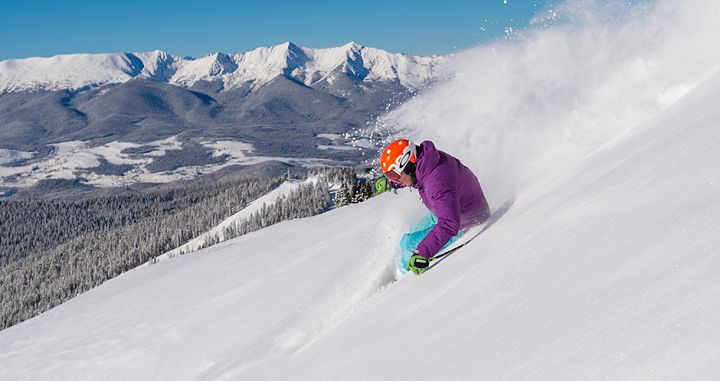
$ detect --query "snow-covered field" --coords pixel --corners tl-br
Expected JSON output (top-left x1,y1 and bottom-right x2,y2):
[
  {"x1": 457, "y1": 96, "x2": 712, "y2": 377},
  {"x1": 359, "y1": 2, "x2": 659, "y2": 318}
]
[
  {"x1": 0, "y1": 137, "x2": 342, "y2": 188},
  {"x1": 0, "y1": 149, "x2": 34, "y2": 166},
  {"x1": 1, "y1": 0, "x2": 720, "y2": 380},
  {"x1": 0, "y1": 137, "x2": 182, "y2": 186}
]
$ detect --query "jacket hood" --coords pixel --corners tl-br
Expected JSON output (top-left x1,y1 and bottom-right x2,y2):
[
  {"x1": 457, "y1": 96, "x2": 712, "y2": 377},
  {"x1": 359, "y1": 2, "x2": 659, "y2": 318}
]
[{"x1": 415, "y1": 140, "x2": 440, "y2": 187}]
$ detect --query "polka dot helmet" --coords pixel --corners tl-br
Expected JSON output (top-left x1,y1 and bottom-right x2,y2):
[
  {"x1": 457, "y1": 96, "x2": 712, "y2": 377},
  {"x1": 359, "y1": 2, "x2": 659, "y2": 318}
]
[{"x1": 380, "y1": 138, "x2": 417, "y2": 176}]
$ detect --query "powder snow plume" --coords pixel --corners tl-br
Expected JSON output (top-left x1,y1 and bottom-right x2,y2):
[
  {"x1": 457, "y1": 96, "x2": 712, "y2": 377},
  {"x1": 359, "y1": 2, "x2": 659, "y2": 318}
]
[{"x1": 372, "y1": 0, "x2": 720, "y2": 208}]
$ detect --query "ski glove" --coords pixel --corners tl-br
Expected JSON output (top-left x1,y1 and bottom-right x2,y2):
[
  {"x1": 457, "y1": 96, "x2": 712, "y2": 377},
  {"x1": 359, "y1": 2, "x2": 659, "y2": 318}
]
[
  {"x1": 407, "y1": 253, "x2": 430, "y2": 275},
  {"x1": 374, "y1": 176, "x2": 390, "y2": 195}
]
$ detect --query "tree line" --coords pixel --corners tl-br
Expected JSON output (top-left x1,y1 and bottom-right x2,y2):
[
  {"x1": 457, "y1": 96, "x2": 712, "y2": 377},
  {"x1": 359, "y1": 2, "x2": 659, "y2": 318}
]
[{"x1": 0, "y1": 167, "x2": 371, "y2": 331}]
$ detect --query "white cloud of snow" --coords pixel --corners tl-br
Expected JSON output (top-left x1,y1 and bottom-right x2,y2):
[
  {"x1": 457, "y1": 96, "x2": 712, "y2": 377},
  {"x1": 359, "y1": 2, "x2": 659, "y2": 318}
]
[{"x1": 376, "y1": 0, "x2": 720, "y2": 209}]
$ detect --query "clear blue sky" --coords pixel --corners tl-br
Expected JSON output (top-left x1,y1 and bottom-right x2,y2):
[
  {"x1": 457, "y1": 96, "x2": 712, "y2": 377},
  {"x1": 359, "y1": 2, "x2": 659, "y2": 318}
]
[{"x1": 0, "y1": 0, "x2": 555, "y2": 60}]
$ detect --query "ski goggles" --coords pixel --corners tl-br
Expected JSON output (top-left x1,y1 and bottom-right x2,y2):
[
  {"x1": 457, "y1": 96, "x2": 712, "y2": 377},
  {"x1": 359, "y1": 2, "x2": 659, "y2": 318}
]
[{"x1": 383, "y1": 170, "x2": 402, "y2": 182}]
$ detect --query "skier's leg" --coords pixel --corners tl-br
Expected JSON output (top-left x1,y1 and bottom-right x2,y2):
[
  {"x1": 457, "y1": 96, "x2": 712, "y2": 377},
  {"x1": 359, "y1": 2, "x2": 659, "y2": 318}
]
[
  {"x1": 396, "y1": 214, "x2": 463, "y2": 273},
  {"x1": 398, "y1": 227, "x2": 433, "y2": 274},
  {"x1": 396, "y1": 214, "x2": 436, "y2": 274}
]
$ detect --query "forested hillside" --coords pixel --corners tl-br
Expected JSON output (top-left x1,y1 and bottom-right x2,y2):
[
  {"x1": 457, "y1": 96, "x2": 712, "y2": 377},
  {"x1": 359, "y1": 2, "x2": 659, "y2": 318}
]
[{"x1": 0, "y1": 167, "x2": 363, "y2": 330}]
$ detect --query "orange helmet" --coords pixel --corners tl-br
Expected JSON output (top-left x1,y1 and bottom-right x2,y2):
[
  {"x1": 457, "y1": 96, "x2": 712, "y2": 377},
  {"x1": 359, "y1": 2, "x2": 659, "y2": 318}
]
[{"x1": 380, "y1": 138, "x2": 417, "y2": 178}]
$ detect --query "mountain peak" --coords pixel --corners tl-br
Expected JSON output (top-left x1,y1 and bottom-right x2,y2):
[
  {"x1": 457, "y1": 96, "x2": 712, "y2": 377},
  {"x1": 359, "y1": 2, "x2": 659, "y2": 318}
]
[
  {"x1": 0, "y1": 43, "x2": 443, "y2": 93},
  {"x1": 342, "y1": 41, "x2": 363, "y2": 51},
  {"x1": 280, "y1": 42, "x2": 306, "y2": 58},
  {"x1": 268, "y1": 41, "x2": 302, "y2": 54}
]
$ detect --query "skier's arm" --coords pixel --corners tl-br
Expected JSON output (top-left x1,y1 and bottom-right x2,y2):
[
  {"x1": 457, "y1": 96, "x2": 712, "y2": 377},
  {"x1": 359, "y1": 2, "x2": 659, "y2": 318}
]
[{"x1": 415, "y1": 172, "x2": 461, "y2": 258}]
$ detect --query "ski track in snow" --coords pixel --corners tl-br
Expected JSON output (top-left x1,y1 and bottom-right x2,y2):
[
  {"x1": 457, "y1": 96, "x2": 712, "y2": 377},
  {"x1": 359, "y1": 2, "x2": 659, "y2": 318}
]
[{"x1": 274, "y1": 238, "x2": 397, "y2": 353}]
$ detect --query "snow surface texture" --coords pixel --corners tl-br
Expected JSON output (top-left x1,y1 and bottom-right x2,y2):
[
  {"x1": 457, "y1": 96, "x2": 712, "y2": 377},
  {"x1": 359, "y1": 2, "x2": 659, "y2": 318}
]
[
  {"x1": 0, "y1": 42, "x2": 444, "y2": 93},
  {"x1": 2, "y1": 0, "x2": 720, "y2": 379}
]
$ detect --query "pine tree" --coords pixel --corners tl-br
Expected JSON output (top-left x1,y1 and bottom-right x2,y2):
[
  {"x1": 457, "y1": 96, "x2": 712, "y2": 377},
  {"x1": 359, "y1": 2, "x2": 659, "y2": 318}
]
[
  {"x1": 357, "y1": 181, "x2": 373, "y2": 202},
  {"x1": 348, "y1": 180, "x2": 373, "y2": 204},
  {"x1": 334, "y1": 183, "x2": 351, "y2": 207}
]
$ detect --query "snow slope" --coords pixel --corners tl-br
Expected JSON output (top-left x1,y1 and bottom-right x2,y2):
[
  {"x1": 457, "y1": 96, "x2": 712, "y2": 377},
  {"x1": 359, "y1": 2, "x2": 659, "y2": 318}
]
[
  {"x1": 0, "y1": 42, "x2": 443, "y2": 93},
  {"x1": 2, "y1": 0, "x2": 720, "y2": 380}
]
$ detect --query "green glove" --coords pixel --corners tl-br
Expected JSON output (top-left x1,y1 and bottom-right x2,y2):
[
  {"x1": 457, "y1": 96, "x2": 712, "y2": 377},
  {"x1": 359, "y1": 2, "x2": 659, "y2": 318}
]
[
  {"x1": 407, "y1": 253, "x2": 431, "y2": 275},
  {"x1": 374, "y1": 176, "x2": 390, "y2": 195}
]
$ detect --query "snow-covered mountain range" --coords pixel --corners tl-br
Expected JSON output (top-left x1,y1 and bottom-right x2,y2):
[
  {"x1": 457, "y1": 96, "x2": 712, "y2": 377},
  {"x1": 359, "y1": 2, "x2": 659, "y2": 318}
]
[
  {"x1": 0, "y1": 42, "x2": 445, "y2": 93},
  {"x1": 0, "y1": 43, "x2": 444, "y2": 193}
]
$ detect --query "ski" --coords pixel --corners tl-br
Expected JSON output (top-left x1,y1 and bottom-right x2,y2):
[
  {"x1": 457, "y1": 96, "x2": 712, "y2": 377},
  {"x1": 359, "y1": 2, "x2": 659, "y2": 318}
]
[
  {"x1": 431, "y1": 231, "x2": 481, "y2": 261},
  {"x1": 427, "y1": 230, "x2": 482, "y2": 267},
  {"x1": 417, "y1": 198, "x2": 514, "y2": 275}
]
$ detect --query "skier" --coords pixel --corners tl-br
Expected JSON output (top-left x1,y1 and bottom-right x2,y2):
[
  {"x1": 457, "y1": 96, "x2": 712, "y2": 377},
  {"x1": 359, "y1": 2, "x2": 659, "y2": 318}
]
[{"x1": 380, "y1": 139, "x2": 490, "y2": 275}]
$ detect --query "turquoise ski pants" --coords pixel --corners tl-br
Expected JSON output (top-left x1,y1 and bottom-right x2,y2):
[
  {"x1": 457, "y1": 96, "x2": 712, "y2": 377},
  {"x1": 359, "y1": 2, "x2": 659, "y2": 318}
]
[{"x1": 396, "y1": 214, "x2": 463, "y2": 274}]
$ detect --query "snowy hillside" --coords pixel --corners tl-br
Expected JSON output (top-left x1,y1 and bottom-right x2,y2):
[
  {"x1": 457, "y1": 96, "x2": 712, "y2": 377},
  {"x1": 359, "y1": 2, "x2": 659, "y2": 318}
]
[
  {"x1": 155, "y1": 178, "x2": 320, "y2": 262},
  {"x1": 2, "y1": 0, "x2": 720, "y2": 379},
  {"x1": 0, "y1": 42, "x2": 444, "y2": 93}
]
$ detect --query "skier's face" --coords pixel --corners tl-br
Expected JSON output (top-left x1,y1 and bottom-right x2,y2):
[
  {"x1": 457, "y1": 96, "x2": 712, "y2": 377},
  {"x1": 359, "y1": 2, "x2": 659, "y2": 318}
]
[
  {"x1": 384, "y1": 168, "x2": 415, "y2": 187},
  {"x1": 398, "y1": 171, "x2": 414, "y2": 187}
]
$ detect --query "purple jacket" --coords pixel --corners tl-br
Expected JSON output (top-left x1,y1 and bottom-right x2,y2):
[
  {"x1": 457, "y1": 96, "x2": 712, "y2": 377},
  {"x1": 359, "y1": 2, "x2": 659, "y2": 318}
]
[{"x1": 414, "y1": 141, "x2": 490, "y2": 258}]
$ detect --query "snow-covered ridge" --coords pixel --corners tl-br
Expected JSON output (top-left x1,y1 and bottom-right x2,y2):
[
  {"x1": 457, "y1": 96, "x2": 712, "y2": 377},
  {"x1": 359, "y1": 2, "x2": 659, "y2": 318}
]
[
  {"x1": 153, "y1": 178, "x2": 319, "y2": 263},
  {"x1": 0, "y1": 42, "x2": 445, "y2": 93}
]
